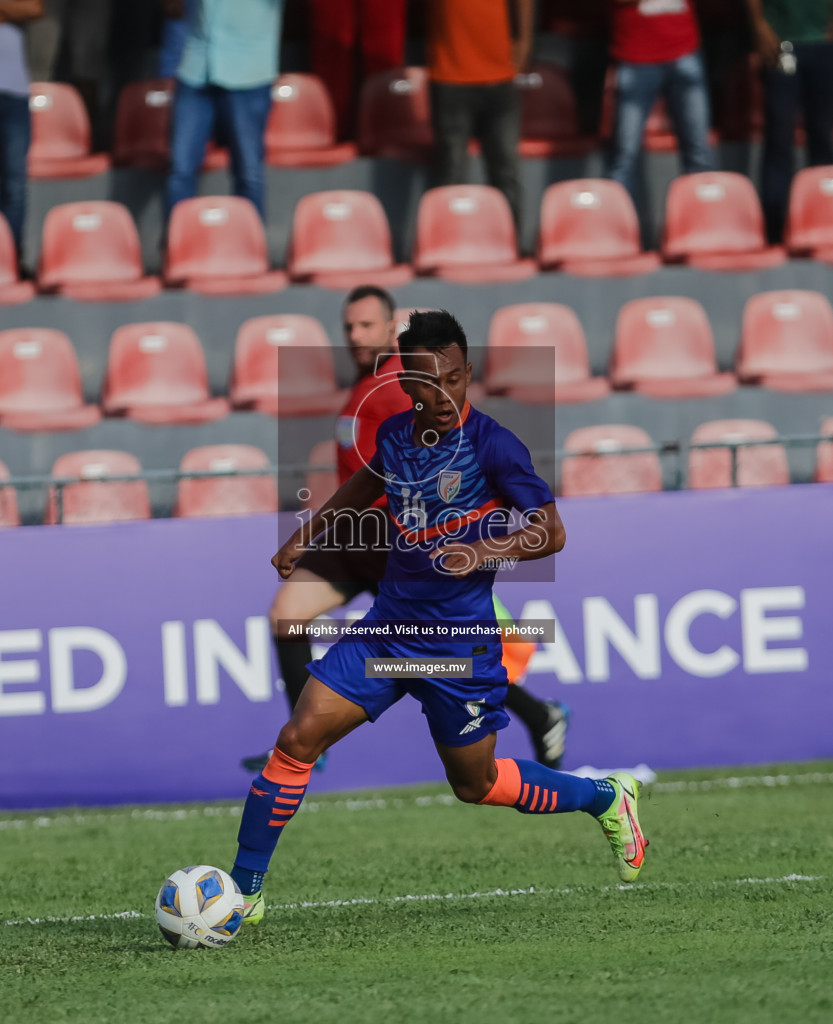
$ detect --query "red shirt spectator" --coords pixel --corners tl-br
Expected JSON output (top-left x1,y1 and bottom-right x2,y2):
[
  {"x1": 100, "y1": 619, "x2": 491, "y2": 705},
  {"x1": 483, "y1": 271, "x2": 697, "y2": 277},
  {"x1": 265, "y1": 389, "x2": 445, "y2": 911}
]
[
  {"x1": 335, "y1": 353, "x2": 408, "y2": 485},
  {"x1": 611, "y1": 0, "x2": 700, "y2": 65},
  {"x1": 428, "y1": 0, "x2": 516, "y2": 84}
]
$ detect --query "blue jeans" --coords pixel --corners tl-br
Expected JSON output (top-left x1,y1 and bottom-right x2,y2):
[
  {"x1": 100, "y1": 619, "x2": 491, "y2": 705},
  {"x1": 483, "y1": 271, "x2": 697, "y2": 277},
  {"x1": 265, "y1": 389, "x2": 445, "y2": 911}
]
[
  {"x1": 610, "y1": 52, "x2": 714, "y2": 197},
  {"x1": 165, "y1": 80, "x2": 272, "y2": 221},
  {"x1": 0, "y1": 91, "x2": 31, "y2": 254}
]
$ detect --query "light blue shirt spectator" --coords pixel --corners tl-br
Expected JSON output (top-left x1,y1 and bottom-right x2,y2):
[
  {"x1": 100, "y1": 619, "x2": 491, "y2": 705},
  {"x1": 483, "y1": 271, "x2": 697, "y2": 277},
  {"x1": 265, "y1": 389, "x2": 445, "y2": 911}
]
[
  {"x1": 158, "y1": 0, "x2": 196, "y2": 79},
  {"x1": 0, "y1": 25, "x2": 30, "y2": 97},
  {"x1": 177, "y1": 0, "x2": 284, "y2": 90}
]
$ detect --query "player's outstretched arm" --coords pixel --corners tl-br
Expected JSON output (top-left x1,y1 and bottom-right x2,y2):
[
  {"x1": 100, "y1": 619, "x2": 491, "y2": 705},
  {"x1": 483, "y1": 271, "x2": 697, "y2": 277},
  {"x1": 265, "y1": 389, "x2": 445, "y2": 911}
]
[{"x1": 272, "y1": 466, "x2": 386, "y2": 578}]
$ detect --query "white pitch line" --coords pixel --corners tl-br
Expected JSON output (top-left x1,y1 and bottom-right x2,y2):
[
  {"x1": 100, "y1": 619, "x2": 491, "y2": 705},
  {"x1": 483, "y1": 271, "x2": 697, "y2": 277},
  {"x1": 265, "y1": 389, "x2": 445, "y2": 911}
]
[{"x1": 2, "y1": 874, "x2": 824, "y2": 929}]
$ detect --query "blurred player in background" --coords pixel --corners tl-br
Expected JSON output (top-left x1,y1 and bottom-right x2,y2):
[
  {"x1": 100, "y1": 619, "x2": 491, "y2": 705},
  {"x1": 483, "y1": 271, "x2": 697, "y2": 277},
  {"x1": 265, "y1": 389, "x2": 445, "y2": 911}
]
[
  {"x1": 229, "y1": 309, "x2": 648, "y2": 923},
  {"x1": 241, "y1": 286, "x2": 570, "y2": 774}
]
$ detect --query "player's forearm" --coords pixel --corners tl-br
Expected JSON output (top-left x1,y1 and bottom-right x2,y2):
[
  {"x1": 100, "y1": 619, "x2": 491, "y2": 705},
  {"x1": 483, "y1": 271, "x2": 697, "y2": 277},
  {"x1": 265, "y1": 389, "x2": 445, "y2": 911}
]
[
  {"x1": 480, "y1": 503, "x2": 565, "y2": 564},
  {"x1": 0, "y1": 0, "x2": 44, "y2": 22}
]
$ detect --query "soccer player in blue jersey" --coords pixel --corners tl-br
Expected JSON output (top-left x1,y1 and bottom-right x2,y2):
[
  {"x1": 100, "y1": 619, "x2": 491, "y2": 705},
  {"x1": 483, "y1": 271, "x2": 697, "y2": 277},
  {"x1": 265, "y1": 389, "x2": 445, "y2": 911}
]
[{"x1": 230, "y1": 310, "x2": 648, "y2": 922}]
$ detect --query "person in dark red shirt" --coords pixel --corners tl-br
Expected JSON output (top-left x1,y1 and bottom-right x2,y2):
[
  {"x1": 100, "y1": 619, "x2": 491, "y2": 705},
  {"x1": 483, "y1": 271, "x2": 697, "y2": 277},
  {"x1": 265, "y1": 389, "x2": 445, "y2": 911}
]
[{"x1": 609, "y1": 0, "x2": 714, "y2": 196}]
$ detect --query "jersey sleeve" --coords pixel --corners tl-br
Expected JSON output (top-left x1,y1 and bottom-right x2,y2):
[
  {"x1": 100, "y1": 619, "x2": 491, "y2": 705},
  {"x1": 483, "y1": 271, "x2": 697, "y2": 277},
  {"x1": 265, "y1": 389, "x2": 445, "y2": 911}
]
[{"x1": 484, "y1": 425, "x2": 555, "y2": 513}]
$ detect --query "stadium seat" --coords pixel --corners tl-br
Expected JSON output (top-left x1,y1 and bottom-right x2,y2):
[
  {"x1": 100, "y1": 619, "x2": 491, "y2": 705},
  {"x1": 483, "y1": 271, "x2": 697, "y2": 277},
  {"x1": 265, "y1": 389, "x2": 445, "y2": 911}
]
[
  {"x1": 229, "y1": 314, "x2": 347, "y2": 417},
  {"x1": 287, "y1": 190, "x2": 412, "y2": 288},
  {"x1": 611, "y1": 297, "x2": 736, "y2": 397},
  {"x1": 164, "y1": 196, "x2": 287, "y2": 294},
  {"x1": 538, "y1": 179, "x2": 661, "y2": 276},
  {"x1": 0, "y1": 461, "x2": 20, "y2": 528},
  {"x1": 37, "y1": 201, "x2": 161, "y2": 301},
  {"x1": 516, "y1": 65, "x2": 594, "y2": 158},
  {"x1": 27, "y1": 82, "x2": 110, "y2": 178},
  {"x1": 358, "y1": 66, "x2": 433, "y2": 160},
  {"x1": 662, "y1": 172, "x2": 786, "y2": 270},
  {"x1": 413, "y1": 185, "x2": 537, "y2": 282},
  {"x1": 0, "y1": 328, "x2": 101, "y2": 431},
  {"x1": 0, "y1": 213, "x2": 35, "y2": 305},
  {"x1": 302, "y1": 440, "x2": 338, "y2": 511},
  {"x1": 103, "y1": 322, "x2": 229, "y2": 425},
  {"x1": 265, "y1": 74, "x2": 357, "y2": 167},
  {"x1": 561, "y1": 425, "x2": 662, "y2": 497},
  {"x1": 112, "y1": 78, "x2": 174, "y2": 170},
  {"x1": 688, "y1": 419, "x2": 790, "y2": 489},
  {"x1": 736, "y1": 290, "x2": 833, "y2": 391},
  {"x1": 485, "y1": 303, "x2": 609, "y2": 403},
  {"x1": 175, "y1": 445, "x2": 278, "y2": 518},
  {"x1": 814, "y1": 416, "x2": 833, "y2": 483},
  {"x1": 43, "y1": 450, "x2": 151, "y2": 525},
  {"x1": 785, "y1": 166, "x2": 833, "y2": 256}
]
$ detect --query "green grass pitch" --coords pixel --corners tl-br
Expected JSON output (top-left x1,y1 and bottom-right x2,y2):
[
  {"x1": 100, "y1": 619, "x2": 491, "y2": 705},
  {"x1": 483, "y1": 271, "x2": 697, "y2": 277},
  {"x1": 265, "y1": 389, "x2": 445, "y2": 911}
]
[{"x1": 3, "y1": 762, "x2": 833, "y2": 1024}]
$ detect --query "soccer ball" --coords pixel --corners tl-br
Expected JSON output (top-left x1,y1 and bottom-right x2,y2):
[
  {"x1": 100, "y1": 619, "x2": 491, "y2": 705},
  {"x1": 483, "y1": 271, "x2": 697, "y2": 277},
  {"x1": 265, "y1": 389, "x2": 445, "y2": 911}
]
[{"x1": 155, "y1": 865, "x2": 244, "y2": 950}]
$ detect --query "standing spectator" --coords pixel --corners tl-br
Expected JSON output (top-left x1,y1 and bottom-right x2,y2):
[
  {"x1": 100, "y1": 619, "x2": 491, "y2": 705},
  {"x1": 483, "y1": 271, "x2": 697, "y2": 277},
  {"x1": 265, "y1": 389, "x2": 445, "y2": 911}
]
[
  {"x1": 609, "y1": 0, "x2": 714, "y2": 198},
  {"x1": 745, "y1": 0, "x2": 833, "y2": 242},
  {"x1": 164, "y1": 0, "x2": 285, "y2": 222},
  {"x1": 309, "y1": 0, "x2": 407, "y2": 141},
  {"x1": 0, "y1": 0, "x2": 43, "y2": 259},
  {"x1": 427, "y1": 0, "x2": 534, "y2": 230}
]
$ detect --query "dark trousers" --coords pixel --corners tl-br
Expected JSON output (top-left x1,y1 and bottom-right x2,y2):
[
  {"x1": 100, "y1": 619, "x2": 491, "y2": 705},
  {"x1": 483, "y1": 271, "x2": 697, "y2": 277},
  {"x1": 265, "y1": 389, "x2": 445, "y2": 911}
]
[
  {"x1": 761, "y1": 41, "x2": 833, "y2": 242},
  {"x1": 0, "y1": 91, "x2": 30, "y2": 254},
  {"x1": 430, "y1": 80, "x2": 521, "y2": 230}
]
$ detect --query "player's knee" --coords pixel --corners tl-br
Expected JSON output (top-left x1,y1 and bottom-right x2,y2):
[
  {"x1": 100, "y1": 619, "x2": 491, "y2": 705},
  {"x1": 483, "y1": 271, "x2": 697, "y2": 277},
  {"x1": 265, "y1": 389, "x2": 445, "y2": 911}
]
[
  {"x1": 448, "y1": 777, "x2": 492, "y2": 805},
  {"x1": 276, "y1": 718, "x2": 323, "y2": 764}
]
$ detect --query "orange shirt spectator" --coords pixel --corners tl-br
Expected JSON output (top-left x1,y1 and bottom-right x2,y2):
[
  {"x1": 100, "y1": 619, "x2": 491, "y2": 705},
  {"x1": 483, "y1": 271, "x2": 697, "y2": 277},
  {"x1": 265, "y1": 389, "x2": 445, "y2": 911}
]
[{"x1": 428, "y1": 0, "x2": 517, "y2": 84}]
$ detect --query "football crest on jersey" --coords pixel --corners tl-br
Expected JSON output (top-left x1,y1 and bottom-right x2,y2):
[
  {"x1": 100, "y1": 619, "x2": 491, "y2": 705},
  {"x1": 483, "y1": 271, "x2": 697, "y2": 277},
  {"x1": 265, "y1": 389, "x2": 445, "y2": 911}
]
[
  {"x1": 336, "y1": 415, "x2": 356, "y2": 450},
  {"x1": 437, "y1": 469, "x2": 462, "y2": 503}
]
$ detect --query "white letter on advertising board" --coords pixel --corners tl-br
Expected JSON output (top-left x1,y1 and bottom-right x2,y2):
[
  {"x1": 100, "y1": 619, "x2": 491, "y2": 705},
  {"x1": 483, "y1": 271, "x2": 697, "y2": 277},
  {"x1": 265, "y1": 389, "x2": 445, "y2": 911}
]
[
  {"x1": 0, "y1": 629, "x2": 44, "y2": 716},
  {"x1": 519, "y1": 599, "x2": 583, "y2": 682},
  {"x1": 664, "y1": 590, "x2": 739, "y2": 677},
  {"x1": 584, "y1": 595, "x2": 661, "y2": 682},
  {"x1": 49, "y1": 627, "x2": 127, "y2": 713},
  {"x1": 741, "y1": 587, "x2": 808, "y2": 674},
  {"x1": 194, "y1": 617, "x2": 272, "y2": 705},
  {"x1": 162, "y1": 620, "x2": 188, "y2": 707}
]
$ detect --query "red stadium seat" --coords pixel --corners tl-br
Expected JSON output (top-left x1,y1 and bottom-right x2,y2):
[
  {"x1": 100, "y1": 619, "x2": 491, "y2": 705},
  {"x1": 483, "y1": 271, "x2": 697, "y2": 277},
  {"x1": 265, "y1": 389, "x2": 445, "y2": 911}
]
[
  {"x1": 785, "y1": 166, "x2": 833, "y2": 256},
  {"x1": 662, "y1": 172, "x2": 786, "y2": 270},
  {"x1": 516, "y1": 65, "x2": 594, "y2": 158},
  {"x1": 737, "y1": 290, "x2": 833, "y2": 391},
  {"x1": 103, "y1": 322, "x2": 229, "y2": 425},
  {"x1": 611, "y1": 297, "x2": 736, "y2": 397},
  {"x1": 358, "y1": 66, "x2": 433, "y2": 161},
  {"x1": 538, "y1": 179, "x2": 661, "y2": 276},
  {"x1": 287, "y1": 190, "x2": 412, "y2": 288},
  {"x1": 27, "y1": 82, "x2": 110, "y2": 178},
  {"x1": 112, "y1": 78, "x2": 174, "y2": 170},
  {"x1": 688, "y1": 419, "x2": 789, "y2": 489},
  {"x1": 814, "y1": 417, "x2": 833, "y2": 483},
  {"x1": 37, "y1": 201, "x2": 160, "y2": 301},
  {"x1": 413, "y1": 185, "x2": 537, "y2": 282},
  {"x1": 0, "y1": 213, "x2": 35, "y2": 305},
  {"x1": 44, "y1": 450, "x2": 151, "y2": 525},
  {"x1": 302, "y1": 440, "x2": 338, "y2": 511},
  {"x1": 561, "y1": 425, "x2": 662, "y2": 497},
  {"x1": 229, "y1": 314, "x2": 347, "y2": 417},
  {"x1": 485, "y1": 303, "x2": 609, "y2": 403},
  {"x1": 0, "y1": 328, "x2": 101, "y2": 431},
  {"x1": 175, "y1": 445, "x2": 278, "y2": 518},
  {"x1": 164, "y1": 196, "x2": 287, "y2": 295},
  {"x1": 265, "y1": 74, "x2": 357, "y2": 167},
  {"x1": 0, "y1": 461, "x2": 20, "y2": 528}
]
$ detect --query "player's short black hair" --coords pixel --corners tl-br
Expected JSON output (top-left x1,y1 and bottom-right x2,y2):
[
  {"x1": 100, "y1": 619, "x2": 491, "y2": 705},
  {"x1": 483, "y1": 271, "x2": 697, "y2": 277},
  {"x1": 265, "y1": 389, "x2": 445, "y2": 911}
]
[
  {"x1": 397, "y1": 309, "x2": 468, "y2": 359},
  {"x1": 343, "y1": 285, "x2": 395, "y2": 319}
]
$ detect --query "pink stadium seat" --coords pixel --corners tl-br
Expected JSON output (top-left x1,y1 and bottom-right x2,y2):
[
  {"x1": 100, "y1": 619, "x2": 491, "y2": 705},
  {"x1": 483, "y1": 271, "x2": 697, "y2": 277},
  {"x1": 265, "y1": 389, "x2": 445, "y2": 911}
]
[
  {"x1": 175, "y1": 445, "x2": 279, "y2": 518},
  {"x1": 358, "y1": 66, "x2": 433, "y2": 161},
  {"x1": 265, "y1": 74, "x2": 357, "y2": 167},
  {"x1": 302, "y1": 440, "x2": 339, "y2": 511},
  {"x1": 0, "y1": 461, "x2": 20, "y2": 528},
  {"x1": 44, "y1": 450, "x2": 151, "y2": 525},
  {"x1": 611, "y1": 297, "x2": 736, "y2": 397},
  {"x1": 112, "y1": 78, "x2": 174, "y2": 170},
  {"x1": 485, "y1": 303, "x2": 609, "y2": 403},
  {"x1": 737, "y1": 290, "x2": 833, "y2": 391},
  {"x1": 0, "y1": 213, "x2": 35, "y2": 305},
  {"x1": 0, "y1": 328, "x2": 101, "y2": 431},
  {"x1": 164, "y1": 196, "x2": 287, "y2": 295},
  {"x1": 287, "y1": 190, "x2": 412, "y2": 288},
  {"x1": 688, "y1": 419, "x2": 789, "y2": 489},
  {"x1": 27, "y1": 82, "x2": 110, "y2": 178},
  {"x1": 785, "y1": 166, "x2": 833, "y2": 256},
  {"x1": 413, "y1": 185, "x2": 536, "y2": 282},
  {"x1": 37, "y1": 201, "x2": 160, "y2": 300},
  {"x1": 662, "y1": 172, "x2": 786, "y2": 270},
  {"x1": 103, "y1": 322, "x2": 229, "y2": 425},
  {"x1": 229, "y1": 314, "x2": 347, "y2": 417},
  {"x1": 561, "y1": 425, "x2": 662, "y2": 497},
  {"x1": 538, "y1": 179, "x2": 661, "y2": 276},
  {"x1": 516, "y1": 65, "x2": 594, "y2": 158},
  {"x1": 814, "y1": 417, "x2": 833, "y2": 483}
]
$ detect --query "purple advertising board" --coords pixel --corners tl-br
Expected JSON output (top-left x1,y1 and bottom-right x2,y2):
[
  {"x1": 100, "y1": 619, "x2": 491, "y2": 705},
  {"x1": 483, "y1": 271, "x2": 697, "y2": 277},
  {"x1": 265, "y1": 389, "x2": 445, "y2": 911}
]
[{"x1": 0, "y1": 485, "x2": 831, "y2": 809}]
